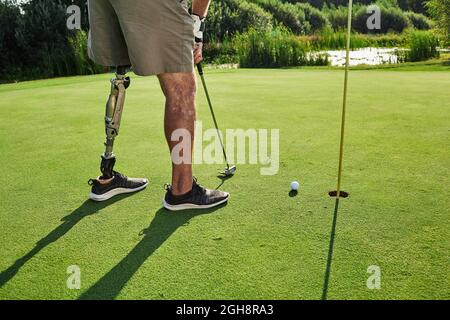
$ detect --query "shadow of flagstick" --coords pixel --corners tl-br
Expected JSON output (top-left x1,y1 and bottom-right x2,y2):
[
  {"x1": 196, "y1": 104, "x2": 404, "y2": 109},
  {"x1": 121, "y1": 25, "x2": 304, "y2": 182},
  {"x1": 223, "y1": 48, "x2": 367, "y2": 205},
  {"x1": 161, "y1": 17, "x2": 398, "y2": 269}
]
[
  {"x1": 78, "y1": 204, "x2": 226, "y2": 300},
  {"x1": 321, "y1": 198, "x2": 340, "y2": 300},
  {"x1": 0, "y1": 194, "x2": 134, "y2": 288}
]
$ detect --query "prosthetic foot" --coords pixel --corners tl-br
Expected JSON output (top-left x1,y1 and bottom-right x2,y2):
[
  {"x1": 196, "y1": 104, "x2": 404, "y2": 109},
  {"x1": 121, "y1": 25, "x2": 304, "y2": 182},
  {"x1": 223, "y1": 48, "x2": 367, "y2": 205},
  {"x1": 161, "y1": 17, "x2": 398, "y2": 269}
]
[{"x1": 89, "y1": 66, "x2": 148, "y2": 201}]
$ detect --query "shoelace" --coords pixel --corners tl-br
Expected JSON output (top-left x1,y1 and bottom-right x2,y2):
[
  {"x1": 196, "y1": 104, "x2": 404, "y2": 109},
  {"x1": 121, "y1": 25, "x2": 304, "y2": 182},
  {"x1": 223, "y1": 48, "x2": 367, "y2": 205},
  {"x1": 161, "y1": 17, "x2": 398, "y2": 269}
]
[
  {"x1": 192, "y1": 179, "x2": 206, "y2": 196},
  {"x1": 164, "y1": 177, "x2": 205, "y2": 194},
  {"x1": 112, "y1": 171, "x2": 127, "y2": 179}
]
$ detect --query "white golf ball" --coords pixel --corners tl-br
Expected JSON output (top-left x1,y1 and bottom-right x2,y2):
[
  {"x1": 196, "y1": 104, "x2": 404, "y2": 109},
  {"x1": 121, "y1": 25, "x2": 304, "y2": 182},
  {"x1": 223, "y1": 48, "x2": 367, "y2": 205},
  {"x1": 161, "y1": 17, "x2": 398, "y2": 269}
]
[{"x1": 291, "y1": 181, "x2": 300, "y2": 191}]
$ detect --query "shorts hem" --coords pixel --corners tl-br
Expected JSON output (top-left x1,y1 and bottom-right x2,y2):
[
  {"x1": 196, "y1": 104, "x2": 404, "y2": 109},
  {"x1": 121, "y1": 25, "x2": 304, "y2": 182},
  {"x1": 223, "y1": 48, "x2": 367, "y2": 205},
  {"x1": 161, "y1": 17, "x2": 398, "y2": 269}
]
[
  {"x1": 88, "y1": 50, "x2": 131, "y2": 68},
  {"x1": 134, "y1": 64, "x2": 194, "y2": 76}
]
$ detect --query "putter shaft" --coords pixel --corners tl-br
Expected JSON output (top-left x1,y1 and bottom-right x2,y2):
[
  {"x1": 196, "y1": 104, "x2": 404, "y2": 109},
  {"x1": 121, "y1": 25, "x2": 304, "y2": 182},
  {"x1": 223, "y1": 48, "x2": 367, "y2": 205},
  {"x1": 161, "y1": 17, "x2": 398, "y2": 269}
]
[{"x1": 197, "y1": 63, "x2": 230, "y2": 169}]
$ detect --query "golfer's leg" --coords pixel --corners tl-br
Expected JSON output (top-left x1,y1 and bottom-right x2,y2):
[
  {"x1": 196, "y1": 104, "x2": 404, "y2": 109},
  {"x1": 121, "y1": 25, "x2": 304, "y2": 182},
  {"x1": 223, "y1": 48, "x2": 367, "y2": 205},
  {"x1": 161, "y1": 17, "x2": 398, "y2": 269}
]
[
  {"x1": 86, "y1": 0, "x2": 148, "y2": 201},
  {"x1": 158, "y1": 72, "x2": 196, "y2": 196}
]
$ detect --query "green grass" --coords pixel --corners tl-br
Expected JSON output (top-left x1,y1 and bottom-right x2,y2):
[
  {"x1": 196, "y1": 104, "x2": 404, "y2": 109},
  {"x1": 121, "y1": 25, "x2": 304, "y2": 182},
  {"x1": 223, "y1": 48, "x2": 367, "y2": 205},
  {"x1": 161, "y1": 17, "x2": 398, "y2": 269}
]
[
  {"x1": 337, "y1": 54, "x2": 450, "y2": 72},
  {"x1": 0, "y1": 66, "x2": 449, "y2": 300}
]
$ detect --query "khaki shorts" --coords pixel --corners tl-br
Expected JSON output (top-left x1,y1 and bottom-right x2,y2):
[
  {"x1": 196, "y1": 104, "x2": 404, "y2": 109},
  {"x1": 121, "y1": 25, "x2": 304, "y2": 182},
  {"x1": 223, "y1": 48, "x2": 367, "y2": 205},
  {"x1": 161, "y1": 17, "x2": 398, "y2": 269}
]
[{"x1": 87, "y1": 0, "x2": 195, "y2": 76}]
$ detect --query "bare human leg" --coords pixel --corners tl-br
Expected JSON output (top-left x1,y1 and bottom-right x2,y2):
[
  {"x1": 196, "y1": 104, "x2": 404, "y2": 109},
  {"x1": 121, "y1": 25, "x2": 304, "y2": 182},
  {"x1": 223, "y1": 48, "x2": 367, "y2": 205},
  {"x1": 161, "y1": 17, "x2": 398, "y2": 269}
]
[{"x1": 158, "y1": 72, "x2": 197, "y2": 196}]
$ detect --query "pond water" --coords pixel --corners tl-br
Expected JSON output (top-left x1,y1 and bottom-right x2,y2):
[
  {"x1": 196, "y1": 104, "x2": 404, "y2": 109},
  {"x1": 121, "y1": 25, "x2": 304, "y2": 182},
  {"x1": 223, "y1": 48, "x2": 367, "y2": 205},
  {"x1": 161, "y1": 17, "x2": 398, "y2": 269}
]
[{"x1": 322, "y1": 47, "x2": 404, "y2": 66}]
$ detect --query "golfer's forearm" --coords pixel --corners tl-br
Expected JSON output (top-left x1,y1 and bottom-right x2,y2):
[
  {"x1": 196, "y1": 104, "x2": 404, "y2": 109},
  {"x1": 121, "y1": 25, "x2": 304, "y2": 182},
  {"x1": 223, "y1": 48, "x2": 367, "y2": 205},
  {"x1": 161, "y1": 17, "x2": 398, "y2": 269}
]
[{"x1": 192, "y1": 0, "x2": 211, "y2": 18}]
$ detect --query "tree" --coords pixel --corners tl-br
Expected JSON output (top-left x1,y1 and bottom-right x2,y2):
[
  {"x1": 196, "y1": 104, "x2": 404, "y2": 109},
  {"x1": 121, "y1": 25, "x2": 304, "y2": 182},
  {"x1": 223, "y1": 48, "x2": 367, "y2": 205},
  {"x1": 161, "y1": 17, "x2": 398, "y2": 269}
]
[
  {"x1": 426, "y1": 0, "x2": 450, "y2": 42},
  {"x1": 15, "y1": 0, "x2": 73, "y2": 77},
  {"x1": 207, "y1": 0, "x2": 273, "y2": 41},
  {"x1": 0, "y1": 0, "x2": 22, "y2": 77}
]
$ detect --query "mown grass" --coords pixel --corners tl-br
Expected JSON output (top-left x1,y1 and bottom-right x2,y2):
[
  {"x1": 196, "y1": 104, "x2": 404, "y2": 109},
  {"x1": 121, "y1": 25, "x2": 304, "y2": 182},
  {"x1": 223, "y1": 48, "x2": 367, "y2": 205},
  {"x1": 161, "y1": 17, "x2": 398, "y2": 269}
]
[{"x1": 0, "y1": 66, "x2": 449, "y2": 300}]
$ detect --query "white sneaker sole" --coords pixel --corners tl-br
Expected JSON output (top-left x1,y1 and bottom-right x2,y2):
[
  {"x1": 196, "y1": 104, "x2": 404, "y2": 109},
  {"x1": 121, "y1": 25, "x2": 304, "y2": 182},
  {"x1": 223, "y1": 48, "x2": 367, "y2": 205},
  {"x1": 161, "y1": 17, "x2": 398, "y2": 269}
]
[
  {"x1": 162, "y1": 194, "x2": 229, "y2": 211},
  {"x1": 89, "y1": 180, "x2": 149, "y2": 202}
]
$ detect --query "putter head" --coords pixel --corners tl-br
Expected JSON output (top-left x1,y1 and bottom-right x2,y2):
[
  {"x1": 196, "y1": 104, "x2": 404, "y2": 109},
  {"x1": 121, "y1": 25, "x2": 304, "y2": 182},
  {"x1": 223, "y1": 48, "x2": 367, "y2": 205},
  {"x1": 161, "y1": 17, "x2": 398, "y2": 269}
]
[{"x1": 223, "y1": 165, "x2": 237, "y2": 177}]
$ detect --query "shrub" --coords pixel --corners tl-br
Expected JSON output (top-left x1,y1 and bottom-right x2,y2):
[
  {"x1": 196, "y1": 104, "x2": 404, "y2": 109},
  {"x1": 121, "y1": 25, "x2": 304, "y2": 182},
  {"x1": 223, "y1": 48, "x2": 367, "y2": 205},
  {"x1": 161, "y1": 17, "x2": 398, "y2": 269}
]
[
  {"x1": 406, "y1": 30, "x2": 440, "y2": 62},
  {"x1": 207, "y1": 0, "x2": 273, "y2": 42},
  {"x1": 1, "y1": 0, "x2": 104, "y2": 82},
  {"x1": 369, "y1": 32, "x2": 408, "y2": 47},
  {"x1": 353, "y1": 5, "x2": 410, "y2": 34},
  {"x1": 405, "y1": 11, "x2": 433, "y2": 30},
  {"x1": 68, "y1": 30, "x2": 105, "y2": 75},
  {"x1": 283, "y1": 0, "x2": 323, "y2": 9},
  {"x1": 310, "y1": 29, "x2": 409, "y2": 50},
  {"x1": 15, "y1": 0, "x2": 76, "y2": 78},
  {"x1": 203, "y1": 39, "x2": 239, "y2": 64},
  {"x1": 324, "y1": 5, "x2": 349, "y2": 31},
  {"x1": 283, "y1": 0, "x2": 373, "y2": 8},
  {"x1": 233, "y1": 27, "x2": 328, "y2": 67},
  {"x1": 375, "y1": 0, "x2": 399, "y2": 9},
  {"x1": 0, "y1": 0, "x2": 22, "y2": 78},
  {"x1": 252, "y1": 0, "x2": 310, "y2": 35},
  {"x1": 312, "y1": 28, "x2": 371, "y2": 49},
  {"x1": 425, "y1": 0, "x2": 450, "y2": 43},
  {"x1": 398, "y1": 0, "x2": 427, "y2": 14},
  {"x1": 296, "y1": 3, "x2": 330, "y2": 33}
]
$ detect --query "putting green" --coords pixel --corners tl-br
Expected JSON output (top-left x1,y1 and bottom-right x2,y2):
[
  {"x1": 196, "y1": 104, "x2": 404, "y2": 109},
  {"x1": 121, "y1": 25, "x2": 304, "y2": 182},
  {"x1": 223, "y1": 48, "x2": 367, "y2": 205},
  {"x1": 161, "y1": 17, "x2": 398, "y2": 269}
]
[{"x1": 0, "y1": 66, "x2": 449, "y2": 300}]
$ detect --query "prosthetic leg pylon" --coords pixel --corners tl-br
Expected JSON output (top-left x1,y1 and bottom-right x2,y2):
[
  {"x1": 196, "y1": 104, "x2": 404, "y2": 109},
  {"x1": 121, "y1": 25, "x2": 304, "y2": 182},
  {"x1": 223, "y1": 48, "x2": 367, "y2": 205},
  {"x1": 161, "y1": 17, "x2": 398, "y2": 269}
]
[{"x1": 100, "y1": 66, "x2": 131, "y2": 179}]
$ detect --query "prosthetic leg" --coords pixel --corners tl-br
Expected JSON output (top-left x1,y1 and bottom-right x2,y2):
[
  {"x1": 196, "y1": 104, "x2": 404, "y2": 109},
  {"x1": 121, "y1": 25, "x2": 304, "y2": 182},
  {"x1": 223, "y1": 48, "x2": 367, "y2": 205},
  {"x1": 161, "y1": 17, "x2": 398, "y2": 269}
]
[
  {"x1": 99, "y1": 66, "x2": 131, "y2": 180},
  {"x1": 88, "y1": 66, "x2": 148, "y2": 201}
]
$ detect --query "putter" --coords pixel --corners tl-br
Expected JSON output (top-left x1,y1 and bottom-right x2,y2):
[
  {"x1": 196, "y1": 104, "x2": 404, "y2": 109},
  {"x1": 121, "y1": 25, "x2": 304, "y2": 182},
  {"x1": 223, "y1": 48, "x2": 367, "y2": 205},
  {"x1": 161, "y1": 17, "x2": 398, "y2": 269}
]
[{"x1": 197, "y1": 63, "x2": 236, "y2": 177}]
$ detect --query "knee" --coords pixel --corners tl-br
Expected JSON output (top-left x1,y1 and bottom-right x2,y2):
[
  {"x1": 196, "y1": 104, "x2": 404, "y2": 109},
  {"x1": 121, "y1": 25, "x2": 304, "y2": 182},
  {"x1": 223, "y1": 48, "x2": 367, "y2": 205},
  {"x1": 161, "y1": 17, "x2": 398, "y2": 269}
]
[
  {"x1": 168, "y1": 81, "x2": 196, "y2": 104},
  {"x1": 161, "y1": 72, "x2": 196, "y2": 101}
]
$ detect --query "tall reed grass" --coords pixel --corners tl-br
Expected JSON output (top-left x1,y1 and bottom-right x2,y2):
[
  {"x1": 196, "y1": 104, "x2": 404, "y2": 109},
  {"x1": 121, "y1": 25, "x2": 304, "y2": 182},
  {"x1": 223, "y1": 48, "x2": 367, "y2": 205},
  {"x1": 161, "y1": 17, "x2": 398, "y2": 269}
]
[
  {"x1": 233, "y1": 28, "x2": 328, "y2": 68},
  {"x1": 405, "y1": 30, "x2": 440, "y2": 62}
]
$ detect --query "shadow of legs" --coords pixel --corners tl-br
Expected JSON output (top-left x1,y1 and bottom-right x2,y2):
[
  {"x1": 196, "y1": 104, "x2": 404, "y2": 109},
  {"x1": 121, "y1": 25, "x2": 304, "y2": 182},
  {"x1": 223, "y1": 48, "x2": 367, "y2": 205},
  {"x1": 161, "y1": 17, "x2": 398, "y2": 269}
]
[
  {"x1": 321, "y1": 198, "x2": 340, "y2": 300},
  {"x1": 0, "y1": 195, "x2": 132, "y2": 288},
  {"x1": 79, "y1": 205, "x2": 225, "y2": 300}
]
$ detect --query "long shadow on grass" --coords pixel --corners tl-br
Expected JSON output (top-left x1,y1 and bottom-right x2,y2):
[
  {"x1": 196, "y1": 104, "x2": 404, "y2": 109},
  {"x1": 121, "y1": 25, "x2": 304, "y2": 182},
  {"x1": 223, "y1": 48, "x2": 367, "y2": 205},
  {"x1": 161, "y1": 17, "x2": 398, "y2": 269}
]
[
  {"x1": 78, "y1": 205, "x2": 225, "y2": 300},
  {"x1": 0, "y1": 194, "x2": 133, "y2": 288},
  {"x1": 321, "y1": 198, "x2": 340, "y2": 300}
]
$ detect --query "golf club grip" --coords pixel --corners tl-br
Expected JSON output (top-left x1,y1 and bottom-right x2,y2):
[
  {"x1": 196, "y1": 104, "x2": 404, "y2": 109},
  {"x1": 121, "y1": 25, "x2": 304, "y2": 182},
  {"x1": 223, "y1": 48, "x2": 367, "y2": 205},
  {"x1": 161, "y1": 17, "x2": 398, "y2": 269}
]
[{"x1": 196, "y1": 63, "x2": 204, "y2": 76}]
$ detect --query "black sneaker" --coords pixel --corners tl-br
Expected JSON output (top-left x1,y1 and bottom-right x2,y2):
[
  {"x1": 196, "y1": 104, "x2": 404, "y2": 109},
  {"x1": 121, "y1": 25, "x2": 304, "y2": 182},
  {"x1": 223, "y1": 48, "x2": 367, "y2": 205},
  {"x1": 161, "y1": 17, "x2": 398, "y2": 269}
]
[
  {"x1": 88, "y1": 171, "x2": 149, "y2": 202},
  {"x1": 163, "y1": 179, "x2": 229, "y2": 211}
]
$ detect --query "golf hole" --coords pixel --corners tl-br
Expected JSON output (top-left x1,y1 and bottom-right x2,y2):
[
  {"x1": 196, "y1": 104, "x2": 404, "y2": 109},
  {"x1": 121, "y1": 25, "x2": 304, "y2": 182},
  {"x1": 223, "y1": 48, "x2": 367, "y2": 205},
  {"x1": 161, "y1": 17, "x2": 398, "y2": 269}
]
[{"x1": 328, "y1": 190, "x2": 350, "y2": 198}]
